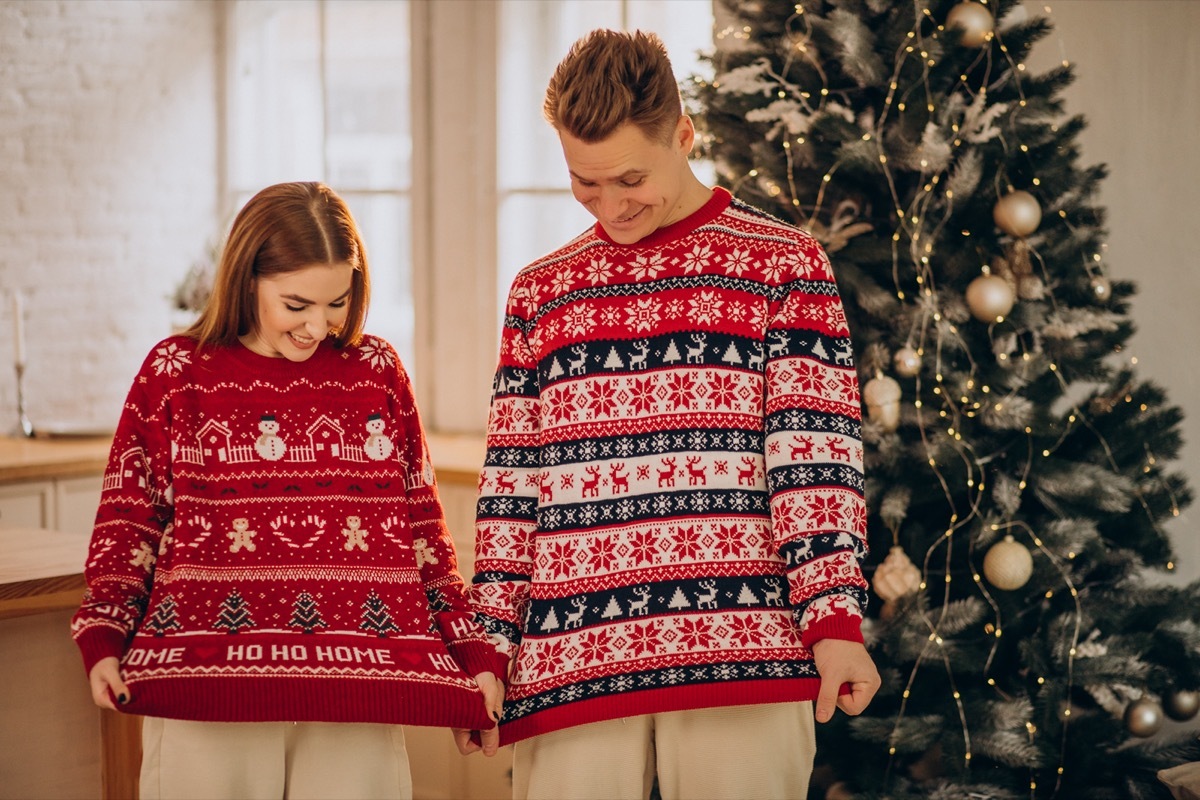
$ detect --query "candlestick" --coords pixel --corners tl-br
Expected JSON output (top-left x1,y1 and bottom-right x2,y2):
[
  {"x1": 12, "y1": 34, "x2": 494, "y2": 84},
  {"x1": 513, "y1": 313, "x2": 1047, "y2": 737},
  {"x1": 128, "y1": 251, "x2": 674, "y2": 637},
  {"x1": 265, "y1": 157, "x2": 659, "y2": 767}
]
[{"x1": 12, "y1": 290, "x2": 26, "y2": 369}]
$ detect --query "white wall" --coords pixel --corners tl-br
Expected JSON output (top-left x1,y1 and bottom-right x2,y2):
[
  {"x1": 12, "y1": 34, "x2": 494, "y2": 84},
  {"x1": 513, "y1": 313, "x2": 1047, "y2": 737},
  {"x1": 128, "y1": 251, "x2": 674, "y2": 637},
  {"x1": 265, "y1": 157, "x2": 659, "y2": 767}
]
[
  {"x1": 0, "y1": 0, "x2": 219, "y2": 433},
  {"x1": 1022, "y1": 0, "x2": 1200, "y2": 581}
]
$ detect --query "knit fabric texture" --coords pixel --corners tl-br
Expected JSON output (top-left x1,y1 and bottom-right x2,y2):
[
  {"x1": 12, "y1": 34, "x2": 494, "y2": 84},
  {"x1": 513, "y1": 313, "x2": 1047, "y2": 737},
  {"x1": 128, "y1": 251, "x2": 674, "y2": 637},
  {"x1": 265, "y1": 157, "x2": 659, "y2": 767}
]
[
  {"x1": 472, "y1": 188, "x2": 870, "y2": 745},
  {"x1": 71, "y1": 335, "x2": 504, "y2": 728}
]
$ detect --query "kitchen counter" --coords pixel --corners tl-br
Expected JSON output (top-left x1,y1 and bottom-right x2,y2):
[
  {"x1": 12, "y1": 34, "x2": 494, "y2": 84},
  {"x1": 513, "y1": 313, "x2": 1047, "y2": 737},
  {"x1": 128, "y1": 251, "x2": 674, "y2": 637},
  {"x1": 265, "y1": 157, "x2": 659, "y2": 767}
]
[{"x1": 0, "y1": 434, "x2": 112, "y2": 483}]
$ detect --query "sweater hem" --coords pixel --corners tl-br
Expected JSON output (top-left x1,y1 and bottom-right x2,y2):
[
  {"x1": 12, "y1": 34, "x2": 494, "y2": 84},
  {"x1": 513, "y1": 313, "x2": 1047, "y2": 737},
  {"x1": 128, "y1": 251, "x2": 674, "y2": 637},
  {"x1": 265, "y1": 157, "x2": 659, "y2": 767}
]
[
  {"x1": 497, "y1": 677, "x2": 823, "y2": 745},
  {"x1": 122, "y1": 676, "x2": 496, "y2": 729}
]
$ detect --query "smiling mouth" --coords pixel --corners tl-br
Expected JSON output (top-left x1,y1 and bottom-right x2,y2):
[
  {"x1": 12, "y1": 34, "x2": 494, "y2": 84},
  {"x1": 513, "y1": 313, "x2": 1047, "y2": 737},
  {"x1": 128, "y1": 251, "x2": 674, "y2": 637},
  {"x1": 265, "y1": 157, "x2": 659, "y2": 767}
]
[
  {"x1": 614, "y1": 207, "x2": 644, "y2": 225},
  {"x1": 288, "y1": 332, "x2": 317, "y2": 348}
]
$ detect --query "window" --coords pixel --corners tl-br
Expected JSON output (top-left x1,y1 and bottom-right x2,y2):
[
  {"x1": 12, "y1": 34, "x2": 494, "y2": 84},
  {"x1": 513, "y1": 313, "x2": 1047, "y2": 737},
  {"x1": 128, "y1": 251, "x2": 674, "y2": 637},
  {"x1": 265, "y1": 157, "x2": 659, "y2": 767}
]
[
  {"x1": 224, "y1": 0, "x2": 714, "y2": 432},
  {"x1": 225, "y1": 0, "x2": 413, "y2": 367},
  {"x1": 496, "y1": 1, "x2": 717, "y2": 312}
]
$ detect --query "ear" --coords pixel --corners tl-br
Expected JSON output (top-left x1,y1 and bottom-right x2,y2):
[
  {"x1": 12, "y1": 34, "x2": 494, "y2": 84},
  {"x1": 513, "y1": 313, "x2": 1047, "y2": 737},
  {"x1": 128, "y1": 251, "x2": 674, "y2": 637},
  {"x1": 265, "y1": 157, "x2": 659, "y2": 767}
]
[{"x1": 675, "y1": 115, "x2": 697, "y2": 156}]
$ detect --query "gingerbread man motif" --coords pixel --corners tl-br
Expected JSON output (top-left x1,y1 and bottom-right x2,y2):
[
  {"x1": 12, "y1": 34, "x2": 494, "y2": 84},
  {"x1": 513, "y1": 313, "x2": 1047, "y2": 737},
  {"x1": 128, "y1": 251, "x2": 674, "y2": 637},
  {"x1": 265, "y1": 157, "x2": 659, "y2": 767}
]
[
  {"x1": 413, "y1": 537, "x2": 439, "y2": 568},
  {"x1": 157, "y1": 521, "x2": 175, "y2": 556},
  {"x1": 228, "y1": 518, "x2": 257, "y2": 553},
  {"x1": 342, "y1": 516, "x2": 369, "y2": 551},
  {"x1": 130, "y1": 541, "x2": 156, "y2": 572}
]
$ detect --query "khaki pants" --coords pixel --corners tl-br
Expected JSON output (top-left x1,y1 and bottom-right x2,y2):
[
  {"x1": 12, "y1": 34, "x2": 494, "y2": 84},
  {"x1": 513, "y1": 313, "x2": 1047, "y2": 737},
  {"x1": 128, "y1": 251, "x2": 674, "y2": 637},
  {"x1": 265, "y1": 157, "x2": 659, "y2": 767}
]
[
  {"x1": 512, "y1": 702, "x2": 815, "y2": 800},
  {"x1": 140, "y1": 718, "x2": 412, "y2": 800}
]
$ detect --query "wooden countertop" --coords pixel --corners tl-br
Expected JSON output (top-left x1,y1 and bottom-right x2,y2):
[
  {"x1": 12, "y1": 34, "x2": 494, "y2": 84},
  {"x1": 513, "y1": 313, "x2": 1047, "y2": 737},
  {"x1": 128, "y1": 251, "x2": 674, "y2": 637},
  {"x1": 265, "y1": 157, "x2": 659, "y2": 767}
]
[
  {"x1": 0, "y1": 527, "x2": 89, "y2": 621},
  {"x1": 0, "y1": 435, "x2": 113, "y2": 483},
  {"x1": 0, "y1": 432, "x2": 483, "y2": 486}
]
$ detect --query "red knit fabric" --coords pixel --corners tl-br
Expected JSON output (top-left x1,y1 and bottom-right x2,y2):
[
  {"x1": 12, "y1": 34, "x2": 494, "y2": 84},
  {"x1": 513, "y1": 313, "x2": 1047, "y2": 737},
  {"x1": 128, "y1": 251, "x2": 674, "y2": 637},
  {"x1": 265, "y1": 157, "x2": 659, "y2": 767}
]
[
  {"x1": 472, "y1": 188, "x2": 870, "y2": 745},
  {"x1": 71, "y1": 335, "x2": 505, "y2": 728}
]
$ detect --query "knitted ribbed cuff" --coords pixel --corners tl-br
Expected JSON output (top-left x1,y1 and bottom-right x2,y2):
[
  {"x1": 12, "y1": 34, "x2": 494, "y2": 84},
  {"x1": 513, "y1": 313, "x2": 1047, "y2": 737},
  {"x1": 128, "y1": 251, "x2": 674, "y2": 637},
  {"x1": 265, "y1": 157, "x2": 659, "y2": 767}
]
[
  {"x1": 447, "y1": 639, "x2": 510, "y2": 681},
  {"x1": 75, "y1": 626, "x2": 130, "y2": 677},
  {"x1": 800, "y1": 611, "x2": 865, "y2": 650}
]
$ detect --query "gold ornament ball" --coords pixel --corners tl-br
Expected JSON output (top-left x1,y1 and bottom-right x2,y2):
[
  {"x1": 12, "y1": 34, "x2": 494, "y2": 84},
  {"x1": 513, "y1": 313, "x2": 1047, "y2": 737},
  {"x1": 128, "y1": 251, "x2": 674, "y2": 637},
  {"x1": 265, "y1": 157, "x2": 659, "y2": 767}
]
[
  {"x1": 893, "y1": 346, "x2": 922, "y2": 378},
  {"x1": 1124, "y1": 698, "x2": 1164, "y2": 738},
  {"x1": 993, "y1": 190, "x2": 1042, "y2": 237},
  {"x1": 946, "y1": 1, "x2": 994, "y2": 48},
  {"x1": 983, "y1": 535, "x2": 1033, "y2": 590},
  {"x1": 1165, "y1": 689, "x2": 1200, "y2": 722},
  {"x1": 966, "y1": 274, "x2": 1015, "y2": 323},
  {"x1": 1090, "y1": 275, "x2": 1113, "y2": 303},
  {"x1": 863, "y1": 374, "x2": 902, "y2": 431}
]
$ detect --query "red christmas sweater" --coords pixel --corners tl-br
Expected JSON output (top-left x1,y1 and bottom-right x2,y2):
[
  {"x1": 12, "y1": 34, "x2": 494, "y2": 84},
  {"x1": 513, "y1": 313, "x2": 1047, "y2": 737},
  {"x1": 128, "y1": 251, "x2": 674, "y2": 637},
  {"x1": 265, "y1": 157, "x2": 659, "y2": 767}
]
[
  {"x1": 71, "y1": 334, "x2": 505, "y2": 728},
  {"x1": 472, "y1": 188, "x2": 870, "y2": 744}
]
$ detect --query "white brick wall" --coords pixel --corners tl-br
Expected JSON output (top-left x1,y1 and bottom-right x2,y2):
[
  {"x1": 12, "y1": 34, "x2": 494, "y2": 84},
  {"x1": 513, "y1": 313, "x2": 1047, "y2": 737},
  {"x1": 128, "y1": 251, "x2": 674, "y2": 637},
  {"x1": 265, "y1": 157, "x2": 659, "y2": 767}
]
[{"x1": 0, "y1": 0, "x2": 219, "y2": 433}]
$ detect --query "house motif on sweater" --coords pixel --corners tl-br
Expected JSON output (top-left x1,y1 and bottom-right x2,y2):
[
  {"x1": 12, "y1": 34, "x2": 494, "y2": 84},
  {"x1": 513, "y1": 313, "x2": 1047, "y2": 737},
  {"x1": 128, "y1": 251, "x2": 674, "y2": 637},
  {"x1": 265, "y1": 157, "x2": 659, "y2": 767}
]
[{"x1": 74, "y1": 334, "x2": 505, "y2": 729}]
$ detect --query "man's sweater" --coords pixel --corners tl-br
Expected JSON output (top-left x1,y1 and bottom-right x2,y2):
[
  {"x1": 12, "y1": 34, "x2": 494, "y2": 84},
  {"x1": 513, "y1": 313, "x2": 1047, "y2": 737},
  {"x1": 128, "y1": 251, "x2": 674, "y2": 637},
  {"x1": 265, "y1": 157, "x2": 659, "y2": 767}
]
[
  {"x1": 71, "y1": 335, "x2": 503, "y2": 728},
  {"x1": 472, "y1": 188, "x2": 870, "y2": 744}
]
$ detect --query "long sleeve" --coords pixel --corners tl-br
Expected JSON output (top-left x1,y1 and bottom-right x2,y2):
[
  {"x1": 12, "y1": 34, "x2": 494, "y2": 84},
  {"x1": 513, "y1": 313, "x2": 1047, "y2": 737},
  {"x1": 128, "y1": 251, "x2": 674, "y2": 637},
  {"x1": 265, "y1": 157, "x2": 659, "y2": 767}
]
[
  {"x1": 391, "y1": 350, "x2": 508, "y2": 680},
  {"x1": 71, "y1": 344, "x2": 178, "y2": 675},
  {"x1": 470, "y1": 295, "x2": 541, "y2": 664},
  {"x1": 762, "y1": 238, "x2": 870, "y2": 647}
]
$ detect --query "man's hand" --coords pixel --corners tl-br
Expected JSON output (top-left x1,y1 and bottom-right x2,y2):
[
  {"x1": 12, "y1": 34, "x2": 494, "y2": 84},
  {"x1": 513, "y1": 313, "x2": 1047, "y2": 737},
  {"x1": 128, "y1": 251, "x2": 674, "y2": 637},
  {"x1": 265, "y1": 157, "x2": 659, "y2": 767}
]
[
  {"x1": 88, "y1": 657, "x2": 129, "y2": 711},
  {"x1": 453, "y1": 671, "x2": 505, "y2": 757},
  {"x1": 811, "y1": 639, "x2": 880, "y2": 723}
]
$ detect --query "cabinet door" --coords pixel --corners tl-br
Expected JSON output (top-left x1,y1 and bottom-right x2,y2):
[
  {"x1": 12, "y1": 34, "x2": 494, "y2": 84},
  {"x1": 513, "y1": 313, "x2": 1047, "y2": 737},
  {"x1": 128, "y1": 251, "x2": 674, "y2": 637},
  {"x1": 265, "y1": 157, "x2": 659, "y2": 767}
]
[
  {"x1": 0, "y1": 480, "x2": 55, "y2": 529},
  {"x1": 55, "y1": 475, "x2": 104, "y2": 536}
]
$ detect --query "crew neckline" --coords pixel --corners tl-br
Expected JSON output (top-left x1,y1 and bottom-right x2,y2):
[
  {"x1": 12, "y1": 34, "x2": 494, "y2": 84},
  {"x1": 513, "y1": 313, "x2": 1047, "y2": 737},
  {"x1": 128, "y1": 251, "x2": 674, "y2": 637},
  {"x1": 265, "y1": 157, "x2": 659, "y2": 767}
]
[{"x1": 592, "y1": 187, "x2": 731, "y2": 249}]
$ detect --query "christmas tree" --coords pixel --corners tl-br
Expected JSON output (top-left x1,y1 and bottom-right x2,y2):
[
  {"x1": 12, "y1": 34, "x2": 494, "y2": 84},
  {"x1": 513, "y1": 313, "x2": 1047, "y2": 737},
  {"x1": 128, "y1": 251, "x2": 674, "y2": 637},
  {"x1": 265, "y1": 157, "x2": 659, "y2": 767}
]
[
  {"x1": 214, "y1": 590, "x2": 255, "y2": 634},
  {"x1": 359, "y1": 590, "x2": 400, "y2": 638},
  {"x1": 692, "y1": 1, "x2": 1200, "y2": 797},
  {"x1": 289, "y1": 591, "x2": 327, "y2": 634}
]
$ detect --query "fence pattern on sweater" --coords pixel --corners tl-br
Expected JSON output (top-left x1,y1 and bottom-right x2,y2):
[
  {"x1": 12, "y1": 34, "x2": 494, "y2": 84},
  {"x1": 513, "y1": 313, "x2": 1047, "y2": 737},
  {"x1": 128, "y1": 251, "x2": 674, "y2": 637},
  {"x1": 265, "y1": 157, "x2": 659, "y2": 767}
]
[
  {"x1": 472, "y1": 189, "x2": 870, "y2": 744},
  {"x1": 71, "y1": 335, "x2": 501, "y2": 728}
]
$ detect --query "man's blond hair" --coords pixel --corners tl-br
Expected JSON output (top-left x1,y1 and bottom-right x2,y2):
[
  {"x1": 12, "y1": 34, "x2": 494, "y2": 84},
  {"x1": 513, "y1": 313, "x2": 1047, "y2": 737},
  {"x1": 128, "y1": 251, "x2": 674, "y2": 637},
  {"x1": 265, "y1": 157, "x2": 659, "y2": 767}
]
[{"x1": 543, "y1": 29, "x2": 683, "y2": 144}]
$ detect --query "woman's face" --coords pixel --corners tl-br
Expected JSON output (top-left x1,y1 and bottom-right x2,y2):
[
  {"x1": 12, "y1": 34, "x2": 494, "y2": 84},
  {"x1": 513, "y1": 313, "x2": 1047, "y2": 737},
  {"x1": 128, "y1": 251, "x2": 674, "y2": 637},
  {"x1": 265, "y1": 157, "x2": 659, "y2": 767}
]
[{"x1": 240, "y1": 262, "x2": 354, "y2": 362}]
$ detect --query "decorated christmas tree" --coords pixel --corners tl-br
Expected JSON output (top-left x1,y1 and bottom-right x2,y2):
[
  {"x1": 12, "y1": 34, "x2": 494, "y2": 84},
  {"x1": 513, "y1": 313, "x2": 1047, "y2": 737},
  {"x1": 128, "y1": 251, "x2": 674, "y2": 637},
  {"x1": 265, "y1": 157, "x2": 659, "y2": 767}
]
[{"x1": 692, "y1": 1, "x2": 1200, "y2": 797}]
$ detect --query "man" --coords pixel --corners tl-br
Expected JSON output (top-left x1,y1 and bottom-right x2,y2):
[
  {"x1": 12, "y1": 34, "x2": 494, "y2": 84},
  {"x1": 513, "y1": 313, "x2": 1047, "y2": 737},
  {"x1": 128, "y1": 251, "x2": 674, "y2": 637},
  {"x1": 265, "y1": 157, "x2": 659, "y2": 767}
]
[{"x1": 455, "y1": 28, "x2": 880, "y2": 800}]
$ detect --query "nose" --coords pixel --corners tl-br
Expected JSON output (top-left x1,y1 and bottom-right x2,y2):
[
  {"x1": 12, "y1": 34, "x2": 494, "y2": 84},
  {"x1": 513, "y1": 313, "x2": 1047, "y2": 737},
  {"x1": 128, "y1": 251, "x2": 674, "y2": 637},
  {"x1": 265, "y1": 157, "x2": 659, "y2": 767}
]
[
  {"x1": 303, "y1": 309, "x2": 333, "y2": 339},
  {"x1": 597, "y1": 185, "x2": 628, "y2": 221}
]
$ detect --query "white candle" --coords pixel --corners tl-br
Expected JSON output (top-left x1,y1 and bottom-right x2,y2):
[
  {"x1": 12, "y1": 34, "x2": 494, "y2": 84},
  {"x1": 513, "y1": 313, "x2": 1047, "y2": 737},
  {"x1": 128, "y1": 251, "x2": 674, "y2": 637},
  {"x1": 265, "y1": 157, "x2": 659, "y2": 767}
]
[{"x1": 12, "y1": 290, "x2": 26, "y2": 369}]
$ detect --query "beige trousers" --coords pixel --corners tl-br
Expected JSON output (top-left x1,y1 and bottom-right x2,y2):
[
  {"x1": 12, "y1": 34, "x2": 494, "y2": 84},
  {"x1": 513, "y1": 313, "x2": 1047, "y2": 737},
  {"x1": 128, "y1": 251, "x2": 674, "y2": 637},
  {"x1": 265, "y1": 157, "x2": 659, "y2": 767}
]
[
  {"x1": 139, "y1": 718, "x2": 412, "y2": 800},
  {"x1": 512, "y1": 702, "x2": 815, "y2": 800}
]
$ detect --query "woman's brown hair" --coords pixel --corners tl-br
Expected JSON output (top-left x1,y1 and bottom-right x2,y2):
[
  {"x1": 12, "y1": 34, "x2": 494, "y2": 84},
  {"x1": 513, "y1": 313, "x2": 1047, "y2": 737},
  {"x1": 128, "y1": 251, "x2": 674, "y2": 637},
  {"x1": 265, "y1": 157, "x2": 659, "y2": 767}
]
[
  {"x1": 543, "y1": 29, "x2": 682, "y2": 144},
  {"x1": 186, "y1": 182, "x2": 371, "y2": 348}
]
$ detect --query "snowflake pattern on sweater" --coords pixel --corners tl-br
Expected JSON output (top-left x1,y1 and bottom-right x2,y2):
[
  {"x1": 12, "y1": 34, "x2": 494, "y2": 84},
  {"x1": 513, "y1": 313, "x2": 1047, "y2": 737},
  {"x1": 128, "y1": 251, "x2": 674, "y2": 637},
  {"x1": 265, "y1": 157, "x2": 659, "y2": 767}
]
[
  {"x1": 71, "y1": 335, "x2": 504, "y2": 727},
  {"x1": 472, "y1": 189, "x2": 870, "y2": 744}
]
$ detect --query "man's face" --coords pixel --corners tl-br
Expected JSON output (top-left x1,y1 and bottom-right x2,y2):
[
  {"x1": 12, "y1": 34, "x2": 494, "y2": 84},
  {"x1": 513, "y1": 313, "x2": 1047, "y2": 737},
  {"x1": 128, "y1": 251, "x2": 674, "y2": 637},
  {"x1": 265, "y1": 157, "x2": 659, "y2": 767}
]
[{"x1": 559, "y1": 118, "x2": 694, "y2": 245}]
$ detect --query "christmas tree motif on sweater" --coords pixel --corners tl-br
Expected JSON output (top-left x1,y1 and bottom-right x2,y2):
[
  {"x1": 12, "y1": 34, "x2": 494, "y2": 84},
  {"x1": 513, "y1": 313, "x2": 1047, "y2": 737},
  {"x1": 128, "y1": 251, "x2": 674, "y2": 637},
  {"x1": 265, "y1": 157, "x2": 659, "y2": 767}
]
[
  {"x1": 667, "y1": 587, "x2": 691, "y2": 610},
  {"x1": 289, "y1": 592, "x2": 327, "y2": 634},
  {"x1": 359, "y1": 590, "x2": 400, "y2": 638},
  {"x1": 540, "y1": 606, "x2": 560, "y2": 631},
  {"x1": 214, "y1": 590, "x2": 255, "y2": 633},
  {"x1": 600, "y1": 595, "x2": 623, "y2": 620},
  {"x1": 362, "y1": 413, "x2": 394, "y2": 461},
  {"x1": 146, "y1": 595, "x2": 182, "y2": 636},
  {"x1": 254, "y1": 415, "x2": 287, "y2": 460},
  {"x1": 661, "y1": 339, "x2": 682, "y2": 364}
]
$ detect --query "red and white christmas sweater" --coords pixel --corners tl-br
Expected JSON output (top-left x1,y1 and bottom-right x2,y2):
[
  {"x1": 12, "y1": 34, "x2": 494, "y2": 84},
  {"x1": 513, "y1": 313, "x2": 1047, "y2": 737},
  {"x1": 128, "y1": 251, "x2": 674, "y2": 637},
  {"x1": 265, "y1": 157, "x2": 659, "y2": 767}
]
[
  {"x1": 71, "y1": 334, "x2": 505, "y2": 728},
  {"x1": 472, "y1": 188, "x2": 870, "y2": 744}
]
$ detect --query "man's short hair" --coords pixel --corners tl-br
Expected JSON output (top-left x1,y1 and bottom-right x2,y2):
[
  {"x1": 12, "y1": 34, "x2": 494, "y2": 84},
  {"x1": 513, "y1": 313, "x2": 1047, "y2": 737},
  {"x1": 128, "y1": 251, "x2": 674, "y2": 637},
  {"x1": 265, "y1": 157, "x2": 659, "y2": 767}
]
[{"x1": 544, "y1": 29, "x2": 683, "y2": 144}]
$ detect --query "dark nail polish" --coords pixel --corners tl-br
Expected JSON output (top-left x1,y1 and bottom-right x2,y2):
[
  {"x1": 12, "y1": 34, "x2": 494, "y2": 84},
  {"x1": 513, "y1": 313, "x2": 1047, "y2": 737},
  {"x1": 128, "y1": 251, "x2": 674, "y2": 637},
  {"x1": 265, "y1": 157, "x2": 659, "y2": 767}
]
[{"x1": 118, "y1": 693, "x2": 128, "y2": 705}]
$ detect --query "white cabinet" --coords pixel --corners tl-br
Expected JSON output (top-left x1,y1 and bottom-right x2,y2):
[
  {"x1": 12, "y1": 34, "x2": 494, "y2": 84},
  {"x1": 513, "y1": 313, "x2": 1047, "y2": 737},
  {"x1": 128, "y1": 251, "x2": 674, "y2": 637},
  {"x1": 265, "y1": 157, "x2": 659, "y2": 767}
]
[
  {"x1": 0, "y1": 475, "x2": 102, "y2": 534},
  {"x1": 0, "y1": 480, "x2": 55, "y2": 530}
]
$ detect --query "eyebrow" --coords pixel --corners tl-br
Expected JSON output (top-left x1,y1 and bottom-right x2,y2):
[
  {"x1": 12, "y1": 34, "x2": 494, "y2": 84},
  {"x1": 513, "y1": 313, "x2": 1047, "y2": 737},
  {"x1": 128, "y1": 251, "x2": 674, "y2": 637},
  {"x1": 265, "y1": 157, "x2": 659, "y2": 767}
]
[
  {"x1": 570, "y1": 169, "x2": 647, "y2": 183},
  {"x1": 281, "y1": 289, "x2": 352, "y2": 305}
]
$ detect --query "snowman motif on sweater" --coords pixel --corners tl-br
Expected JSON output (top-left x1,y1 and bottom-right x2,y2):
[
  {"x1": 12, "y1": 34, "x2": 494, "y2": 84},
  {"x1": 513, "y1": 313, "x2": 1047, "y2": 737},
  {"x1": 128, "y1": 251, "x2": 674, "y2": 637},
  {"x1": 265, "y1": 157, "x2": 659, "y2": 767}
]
[
  {"x1": 363, "y1": 413, "x2": 394, "y2": 461},
  {"x1": 254, "y1": 414, "x2": 287, "y2": 461}
]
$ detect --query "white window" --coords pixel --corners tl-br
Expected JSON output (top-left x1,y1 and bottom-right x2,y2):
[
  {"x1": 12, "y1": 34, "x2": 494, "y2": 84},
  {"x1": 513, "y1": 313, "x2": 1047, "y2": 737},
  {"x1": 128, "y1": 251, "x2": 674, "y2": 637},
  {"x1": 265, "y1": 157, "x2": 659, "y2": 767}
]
[
  {"x1": 225, "y1": 0, "x2": 714, "y2": 432},
  {"x1": 224, "y1": 0, "x2": 414, "y2": 367}
]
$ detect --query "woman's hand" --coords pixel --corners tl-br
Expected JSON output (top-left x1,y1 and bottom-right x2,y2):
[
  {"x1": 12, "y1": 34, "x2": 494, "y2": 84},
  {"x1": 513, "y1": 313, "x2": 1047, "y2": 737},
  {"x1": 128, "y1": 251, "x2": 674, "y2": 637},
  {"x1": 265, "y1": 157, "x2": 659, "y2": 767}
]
[
  {"x1": 452, "y1": 671, "x2": 505, "y2": 757},
  {"x1": 88, "y1": 657, "x2": 129, "y2": 711}
]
